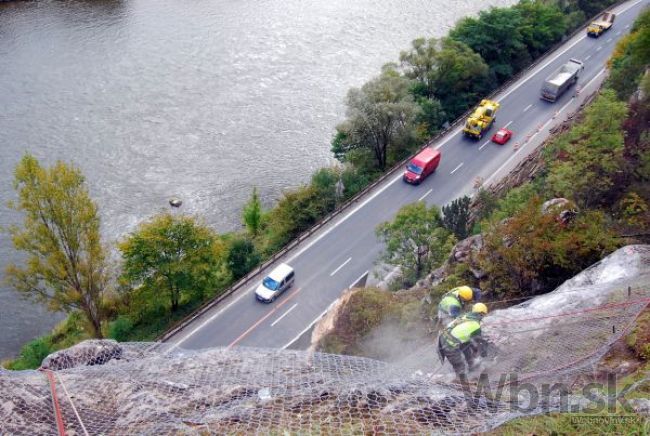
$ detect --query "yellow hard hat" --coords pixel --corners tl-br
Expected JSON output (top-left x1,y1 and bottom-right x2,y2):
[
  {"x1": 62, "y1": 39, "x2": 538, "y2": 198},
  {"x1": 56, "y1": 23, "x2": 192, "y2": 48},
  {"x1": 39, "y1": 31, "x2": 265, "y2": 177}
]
[
  {"x1": 455, "y1": 286, "x2": 473, "y2": 302},
  {"x1": 472, "y1": 303, "x2": 488, "y2": 315}
]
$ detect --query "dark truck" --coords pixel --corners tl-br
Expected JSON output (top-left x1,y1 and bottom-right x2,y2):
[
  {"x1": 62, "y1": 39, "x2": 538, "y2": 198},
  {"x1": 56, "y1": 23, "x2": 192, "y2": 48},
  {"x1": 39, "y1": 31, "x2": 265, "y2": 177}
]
[{"x1": 540, "y1": 58, "x2": 584, "y2": 102}]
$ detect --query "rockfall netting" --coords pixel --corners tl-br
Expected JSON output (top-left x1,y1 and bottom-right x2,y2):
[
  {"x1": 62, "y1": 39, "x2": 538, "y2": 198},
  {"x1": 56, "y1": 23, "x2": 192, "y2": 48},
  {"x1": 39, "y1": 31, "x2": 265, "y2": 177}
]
[{"x1": 2, "y1": 246, "x2": 649, "y2": 435}]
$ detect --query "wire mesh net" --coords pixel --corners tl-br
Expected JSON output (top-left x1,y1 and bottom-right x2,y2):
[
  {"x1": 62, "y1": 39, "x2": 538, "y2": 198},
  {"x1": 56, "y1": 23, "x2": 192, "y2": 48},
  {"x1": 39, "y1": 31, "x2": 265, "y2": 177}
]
[{"x1": 2, "y1": 246, "x2": 649, "y2": 435}]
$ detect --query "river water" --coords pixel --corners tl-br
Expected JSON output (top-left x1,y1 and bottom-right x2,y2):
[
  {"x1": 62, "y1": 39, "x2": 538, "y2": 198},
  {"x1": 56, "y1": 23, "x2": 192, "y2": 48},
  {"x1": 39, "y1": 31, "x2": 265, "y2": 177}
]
[{"x1": 0, "y1": 0, "x2": 514, "y2": 358}]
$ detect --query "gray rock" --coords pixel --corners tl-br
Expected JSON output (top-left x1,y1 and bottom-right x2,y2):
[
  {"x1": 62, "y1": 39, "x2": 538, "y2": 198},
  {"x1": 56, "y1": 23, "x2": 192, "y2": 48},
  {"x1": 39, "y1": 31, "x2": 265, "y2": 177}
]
[
  {"x1": 41, "y1": 339, "x2": 123, "y2": 370},
  {"x1": 451, "y1": 234, "x2": 483, "y2": 263}
]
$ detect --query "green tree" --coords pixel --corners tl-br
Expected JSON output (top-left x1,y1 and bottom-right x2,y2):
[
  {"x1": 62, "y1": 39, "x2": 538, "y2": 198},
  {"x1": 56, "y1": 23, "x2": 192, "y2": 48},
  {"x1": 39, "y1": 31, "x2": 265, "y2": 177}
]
[
  {"x1": 376, "y1": 202, "x2": 456, "y2": 284},
  {"x1": 119, "y1": 214, "x2": 227, "y2": 313},
  {"x1": 6, "y1": 155, "x2": 109, "y2": 338},
  {"x1": 332, "y1": 67, "x2": 420, "y2": 170},
  {"x1": 514, "y1": 0, "x2": 567, "y2": 59},
  {"x1": 442, "y1": 196, "x2": 471, "y2": 240},
  {"x1": 227, "y1": 237, "x2": 261, "y2": 280},
  {"x1": 608, "y1": 9, "x2": 650, "y2": 99},
  {"x1": 243, "y1": 187, "x2": 262, "y2": 236},
  {"x1": 479, "y1": 197, "x2": 618, "y2": 295},
  {"x1": 400, "y1": 38, "x2": 491, "y2": 121},
  {"x1": 546, "y1": 90, "x2": 628, "y2": 208},
  {"x1": 450, "y1": 7, "x2": 530, "y2": 84}
]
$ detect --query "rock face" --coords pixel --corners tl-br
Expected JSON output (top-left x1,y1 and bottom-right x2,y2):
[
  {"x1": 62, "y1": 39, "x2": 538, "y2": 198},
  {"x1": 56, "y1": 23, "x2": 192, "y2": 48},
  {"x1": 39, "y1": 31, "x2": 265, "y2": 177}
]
[{"x1": 40, "y1": 339, "x2": 123, "y2": 370}]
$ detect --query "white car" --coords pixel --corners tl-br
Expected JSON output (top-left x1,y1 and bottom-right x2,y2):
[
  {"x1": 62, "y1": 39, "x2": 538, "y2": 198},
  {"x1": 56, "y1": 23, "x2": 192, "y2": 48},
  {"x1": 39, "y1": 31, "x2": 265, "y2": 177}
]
[{"x1": 255, "y1": 263, "x2": 295, "y2": 303}]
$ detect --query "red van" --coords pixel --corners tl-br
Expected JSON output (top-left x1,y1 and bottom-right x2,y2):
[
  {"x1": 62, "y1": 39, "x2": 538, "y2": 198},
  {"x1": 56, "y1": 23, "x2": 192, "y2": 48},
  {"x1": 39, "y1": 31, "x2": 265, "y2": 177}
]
[{"x1": 403, "y1": 148, "x2": 441, "y2": 184}]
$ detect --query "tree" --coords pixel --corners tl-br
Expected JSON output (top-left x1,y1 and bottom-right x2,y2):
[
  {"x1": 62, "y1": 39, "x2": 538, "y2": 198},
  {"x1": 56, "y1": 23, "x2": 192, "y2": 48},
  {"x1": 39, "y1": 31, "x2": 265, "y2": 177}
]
[
  {"x1": 332, "y1": 67, "x2": 420, "y2": 170},
  {"x1": 442, "y1": 196, "x2": 472, "y2": 240},
  {"x1": 227, "y1": 237, "x2": 261, "y2": 280},
  {"x1": 546, "y1": 90, "x2": 628, "y2": 208},
  {"x1": 608, "y1": 9, "x2": 650, "y2": 99},
  {"x1": 243, "y1": 187, "x2": 262, "y2": 236},
  {"x1": 514, "y1": 0, "x2": 567, "y2": 58},
  {"x1": 479, "y1": 197, "x2": 618, "y2": 296},
  {"x1": 400, "y1": 38, "x2": 491, "y2": 121},
  {"x1": 450, "y1": 7, "x2": 530, "y2": 84},
  {"x1": 6, "y1": 155, "x2": 109, "y2": 338},
  {"x1": 119, "y1": 214, "x2": 227, "y2": 313},
  {"x1": 376, "y1": 202, "x2": 456, "y2": 285}
]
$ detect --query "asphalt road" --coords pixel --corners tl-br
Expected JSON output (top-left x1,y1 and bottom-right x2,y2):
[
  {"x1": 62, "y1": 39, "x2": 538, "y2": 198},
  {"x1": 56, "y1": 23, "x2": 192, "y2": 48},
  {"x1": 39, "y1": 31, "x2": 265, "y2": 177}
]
[{"x1": 167, "y1": 0, "x2": 649, "y2": 351}]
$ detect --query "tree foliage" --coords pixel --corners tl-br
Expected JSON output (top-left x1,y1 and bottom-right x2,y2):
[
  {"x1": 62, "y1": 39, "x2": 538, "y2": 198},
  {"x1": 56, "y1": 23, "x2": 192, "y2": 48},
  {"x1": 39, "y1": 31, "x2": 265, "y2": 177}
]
[
  {"x1": 242, "y1": 187, "x2": 262, "y2": 237},
  {"x1": 400, "y1": 37, "x2": 490, "y2": 121},
  {"x1": 479, "y1": 197, "x2": 618, "y2": 296},
  {"x1": 6, "y1": 155, "x2": 109, "y2": 338},
  {"x1": 450, "y1": 1, "x2": 567, "y2": 85},
  {"x1": 227, "y1": 237, "x2": 261, "y2": 280},
  {"x1": 119, "y1": 214, "x2": 228, "y2": 314},
  {"x1": 376, "y1": 202, "x2": 455, "y2": 285},
  {"x1": 442, "y1": 196, "x2": 471, "y2": 240},
  {"x1": 546, "y1": 89, "x2": 628, "y2": 208},
  {"x1": 608, "y1": 8, "x2": 650, "y2": 99},
  {"x1": 332, "y1": 67, "x2": 420, "y2": 170}
]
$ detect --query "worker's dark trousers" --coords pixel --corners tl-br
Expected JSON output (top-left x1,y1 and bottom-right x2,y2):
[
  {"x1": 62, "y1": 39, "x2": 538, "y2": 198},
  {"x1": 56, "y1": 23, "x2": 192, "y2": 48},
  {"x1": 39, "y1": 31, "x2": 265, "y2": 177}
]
[{"x1": 443, "y1": 343, "x2": 477, "y2": 378}]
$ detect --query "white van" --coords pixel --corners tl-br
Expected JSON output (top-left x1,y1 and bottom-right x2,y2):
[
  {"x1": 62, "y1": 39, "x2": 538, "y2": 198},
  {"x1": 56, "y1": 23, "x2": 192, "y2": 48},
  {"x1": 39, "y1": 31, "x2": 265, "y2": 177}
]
[{"x1": 255, "y1": 263, "x2": 295, "y2": 303}]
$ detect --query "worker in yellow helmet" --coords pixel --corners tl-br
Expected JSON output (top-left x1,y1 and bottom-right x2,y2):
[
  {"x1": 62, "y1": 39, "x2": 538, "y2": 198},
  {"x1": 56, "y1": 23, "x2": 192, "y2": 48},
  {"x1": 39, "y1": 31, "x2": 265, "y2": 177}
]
[
  {"x1": 436, "y1": 285, "x2": 482, "y2": 327},
  {"x1": 437, "y1": 303, "x2": 489, "y2": 379}
]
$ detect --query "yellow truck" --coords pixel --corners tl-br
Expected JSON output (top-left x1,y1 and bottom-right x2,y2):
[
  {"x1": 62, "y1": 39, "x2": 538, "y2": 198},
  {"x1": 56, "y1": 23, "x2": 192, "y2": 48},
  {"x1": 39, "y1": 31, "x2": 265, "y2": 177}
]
[
  {"x1": 463, "y1": 99, "x2": 500, "y2": 140},
  {"x1": 587, "y1": 12, "x2": 615, "y2": 37}
]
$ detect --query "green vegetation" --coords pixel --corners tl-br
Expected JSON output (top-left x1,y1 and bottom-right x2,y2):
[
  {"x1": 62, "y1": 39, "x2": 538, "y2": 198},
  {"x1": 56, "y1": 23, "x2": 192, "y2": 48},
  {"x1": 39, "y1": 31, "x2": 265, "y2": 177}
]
[
  {"x1": 318, "y1": 287, "x2": 426, "y2": 358},
  {"x1": 376, "y1": 202, "x2": 455, "y2": 286},
  {"x1": 442, "y1": 195, "x2": 472, "y2": 240},
  {"x1": 6, "y1": 155, "x2": 109, "y2": 339},
  {"x1": 118, "y1": 214, "x2": 230, "y2": 314}
]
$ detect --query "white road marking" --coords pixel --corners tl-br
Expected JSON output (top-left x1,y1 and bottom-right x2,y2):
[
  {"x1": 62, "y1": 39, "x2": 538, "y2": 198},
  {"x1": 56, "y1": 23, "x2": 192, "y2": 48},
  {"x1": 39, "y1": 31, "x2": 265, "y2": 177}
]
[
  {"x1": 418, "y1": 189, "x2": 433, "y2": 201},
  {"x1": 450, "y1": 163, "x2": 464, "y2": 174},
  {"x1": 282, "y1": 298, "x2": 339, "y2": 349},
  {"x1": 606, "y1": 38, "x2": 613, "y2": 43},
  {"x1": 584, "y1": 54, "x2": 592, "y2": 61},
  {"x1": 330, "y1": 257, "x2": 352, "y2": 277},
  {"x1": 523, "y1": 104, "x2": 533, "y2": 112},
  {"x1": 503, "y1": 120, "x2": 513, "y2": 128},
  {"x1": 164, "y1": 0, "x2": 649, "y2": 348},
  {"x1": 596, "y1": 46, "x2": 602, "y2": 51},
  {"x1": 479, "y1": 140, "x2": 490, "y2": 150},
  {"x1": 615, "y1": 31, "x2": 621, "y2": 35},
  {"x1": 271, "y1": 303, "x2": 298, "y2": 327}
]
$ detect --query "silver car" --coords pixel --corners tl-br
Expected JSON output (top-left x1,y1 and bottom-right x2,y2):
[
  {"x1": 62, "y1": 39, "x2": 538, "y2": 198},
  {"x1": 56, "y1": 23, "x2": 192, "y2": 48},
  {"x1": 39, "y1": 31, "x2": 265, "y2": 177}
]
[{"x1": 255, "y1": 263, "x2": 295, "y2": 303}]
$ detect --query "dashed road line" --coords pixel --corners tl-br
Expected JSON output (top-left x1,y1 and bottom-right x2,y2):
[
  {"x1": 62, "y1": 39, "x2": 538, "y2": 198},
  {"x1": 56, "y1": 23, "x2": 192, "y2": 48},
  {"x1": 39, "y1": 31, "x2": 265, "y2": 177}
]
[
  {"x1": 503, "y1": 120, "x2": 513, "y2": 128},
  {"x1": 585, "y1": 54, "x2": 592, "y2": 61},
  {"x1": 418, "y1": 189, "x2": 433, "y2": 201},
  {"x1": 479, "y1": 140, "x2": 490, "y2": 151},
  {"x1": 596, "y1": 46, "x2": 602, "y2": 51},
  {"x1": 228, "y1": 287, "x2": 302, "y2": 348},
  {"x1": 450, "y1": 163, "x2": 464, "y2": 174},
  {"x1": 523, "y1": 104, "x2": 533, "y2": 112},
  {"x1": 330, "y1": 257, "x2": 352, "y2": 277},
  {"x1": 606, "y1": 38, "x2": 613, "y2": 43},
  {"x1": 271, "y1": 303, "x2": 298, "y2": 327}
]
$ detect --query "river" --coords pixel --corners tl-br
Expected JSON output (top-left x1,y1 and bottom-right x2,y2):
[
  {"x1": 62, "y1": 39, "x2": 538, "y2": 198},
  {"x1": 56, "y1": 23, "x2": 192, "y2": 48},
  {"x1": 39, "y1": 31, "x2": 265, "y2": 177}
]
[{"x1": 0, "y1": 0, "x2": 514, "y2": 358}]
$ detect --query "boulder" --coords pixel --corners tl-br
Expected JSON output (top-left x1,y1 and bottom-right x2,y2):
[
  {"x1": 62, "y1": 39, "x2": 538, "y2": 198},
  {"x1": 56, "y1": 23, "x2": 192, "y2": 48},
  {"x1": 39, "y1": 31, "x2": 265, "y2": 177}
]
[
  {"x1": 541, "y1": 198, "x2": 578, "y2": 225},
  {"x1": 450, "y1": 234, "x2": 483, "y2": 264},
  {"x1": 41, "y1": 339, "x2": 123, "y2": 371}
]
